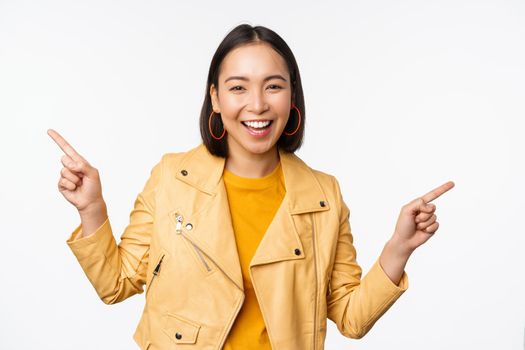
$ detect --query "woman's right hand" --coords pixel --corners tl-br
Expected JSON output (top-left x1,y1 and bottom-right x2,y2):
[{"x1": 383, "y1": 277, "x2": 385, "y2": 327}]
[{"x1": 47, "y1": 128, "x2": 106, "y2": 214}]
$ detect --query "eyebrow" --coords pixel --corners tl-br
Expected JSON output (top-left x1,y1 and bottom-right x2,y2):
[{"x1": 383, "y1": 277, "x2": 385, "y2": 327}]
[{"x1": 224, "y1": 74, "x2": 288, "y2": 84}]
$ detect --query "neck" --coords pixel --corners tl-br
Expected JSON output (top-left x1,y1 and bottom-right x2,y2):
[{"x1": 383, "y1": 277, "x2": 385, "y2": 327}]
[{"x1": 225, "y1": 142, "x2": 280, "y2": 178}]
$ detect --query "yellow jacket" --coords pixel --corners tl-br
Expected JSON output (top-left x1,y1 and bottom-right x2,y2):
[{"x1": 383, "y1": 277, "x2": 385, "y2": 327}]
[{"x1": 66, "y1": 143, "x2": 409, "y2": 350}]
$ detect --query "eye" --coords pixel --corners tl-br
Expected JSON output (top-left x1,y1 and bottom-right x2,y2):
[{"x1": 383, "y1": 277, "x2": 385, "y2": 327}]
[
  {"x1": 229, "y1": 86, "x2": 244, "y2": 91},
  {"x1": 268, "y1": 84, "x2": 282, "y2": 90}
]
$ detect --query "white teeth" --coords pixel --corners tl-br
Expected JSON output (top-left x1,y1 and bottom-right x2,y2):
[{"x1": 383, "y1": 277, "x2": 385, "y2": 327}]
[{"x1": 243, "y1": 120, "x2": 271, "y2": 128}]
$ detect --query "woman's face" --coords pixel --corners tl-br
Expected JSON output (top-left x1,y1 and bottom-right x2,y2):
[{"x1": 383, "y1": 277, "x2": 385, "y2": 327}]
[{"x1": 210, "y1": 42, "x2": 293, "y2": 157}]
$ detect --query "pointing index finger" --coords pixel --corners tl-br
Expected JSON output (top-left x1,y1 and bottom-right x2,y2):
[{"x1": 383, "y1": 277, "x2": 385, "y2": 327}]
[
  {"x1": 421, "y1": 181, "x2": 455, "y2": 203},
  {"x1": 47, "y1": 129, "x2": 86, "y2": 162}
]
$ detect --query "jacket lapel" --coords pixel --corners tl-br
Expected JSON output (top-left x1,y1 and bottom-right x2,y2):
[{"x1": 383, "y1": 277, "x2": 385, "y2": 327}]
[{"x1": 171, "y1": 143, "x2": 330, "y2": 291}]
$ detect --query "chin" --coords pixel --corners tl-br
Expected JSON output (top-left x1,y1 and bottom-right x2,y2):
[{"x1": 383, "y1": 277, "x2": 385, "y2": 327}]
[
  {"x1": 243, "y1": 143, "x2": 274, "y2": 155},
  {"x1": 234, "y1": 139, "x2": 277, "y2": 156}
]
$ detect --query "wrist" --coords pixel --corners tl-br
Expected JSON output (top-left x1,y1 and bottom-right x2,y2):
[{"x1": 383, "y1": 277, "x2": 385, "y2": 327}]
[
  {"x1": 78, "y1": 201, "x2": 108, "y2": 239},
  {"x1": 79, "y1": 200, "x2": 107, "y2": 219},
  {"x1": 387, "y1": 234, "x2": 414, "y2": 259}
]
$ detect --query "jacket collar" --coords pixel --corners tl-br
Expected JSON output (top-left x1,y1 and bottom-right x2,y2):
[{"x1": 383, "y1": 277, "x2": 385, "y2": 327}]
[
  {"x1": 170, "y1": 143, "x2": 331, "y2": 291},
  {"x1": 174, "y1": 143, "x2": 330, "y2": 215}
]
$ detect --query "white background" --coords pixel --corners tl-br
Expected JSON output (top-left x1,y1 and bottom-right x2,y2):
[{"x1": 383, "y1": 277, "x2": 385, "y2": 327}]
[{"x1": 1, "y1": 0, "x2": 524, "y2": 349}]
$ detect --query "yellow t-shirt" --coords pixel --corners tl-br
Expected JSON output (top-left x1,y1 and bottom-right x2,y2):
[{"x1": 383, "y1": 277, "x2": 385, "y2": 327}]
[{"x1": 222, "y1": 161, "x2": 286, "y2": 350}]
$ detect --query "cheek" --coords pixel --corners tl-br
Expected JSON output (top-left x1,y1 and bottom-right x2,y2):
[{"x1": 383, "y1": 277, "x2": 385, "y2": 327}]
[
  {"x1": 268, "y1": 91, "x2": 291, "y2": 109},
  {"x1": 272, "y1": 98, "x2": 291, "y2": 118},
  {"x1": 217, "y1": 96, "x2": 242, "y2": 125},
  {"x1": 219, "y1": 97, "x2": 245, "y2": 118}
]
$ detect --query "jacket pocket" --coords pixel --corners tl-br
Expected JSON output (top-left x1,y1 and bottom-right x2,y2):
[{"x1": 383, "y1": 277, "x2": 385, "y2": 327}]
[
  {"x1": 146, "y1": 250, "x2": 167, "y2": 298},
  {"x1": 162, "y1": 312, "x2": 201, "y2": 344}
]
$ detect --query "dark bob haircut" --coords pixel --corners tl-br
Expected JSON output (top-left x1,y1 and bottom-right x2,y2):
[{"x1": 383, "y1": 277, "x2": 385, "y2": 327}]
[{"x1": 199, "y1": 23, "x2": 306, "y2": 158}]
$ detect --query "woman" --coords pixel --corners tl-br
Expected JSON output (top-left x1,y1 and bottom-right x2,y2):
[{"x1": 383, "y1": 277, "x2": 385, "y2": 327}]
[{"x1": 48, "y1": 24, "x2": 454, "y2": 350}]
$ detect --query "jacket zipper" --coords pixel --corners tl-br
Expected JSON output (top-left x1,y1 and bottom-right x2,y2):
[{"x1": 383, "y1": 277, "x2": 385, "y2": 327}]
[
  {"x1": 146, "y1": 253, "x2": 165, "y2": 297},
  {"x1": 175, "y1": 214, "x2": 183, "y2": 234},
  {"x1": 185, "y1": 236, "x2": 212, "y2": 272},
  {"x1": 175, "y1": 213, "x2": 212, "y2": 272},
  {"x1": 173, "y1": 211, "x2": 244, "y2": 349},
  {"x1": 311, "y1": 213, "x2": 318, "y2": 350}
]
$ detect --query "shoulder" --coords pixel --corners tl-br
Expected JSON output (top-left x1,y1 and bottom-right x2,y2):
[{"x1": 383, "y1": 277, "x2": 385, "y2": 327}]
[
  {"x1": 303, "y1": 163, "x2": 349, "y2": 220},
  {"x1": 310, "y1": 167, "x2": 343, "y2": 199},
  {"x1": 140, "y1": 147, "x2": 196, "y2": 186},
  {"x1": 295, "y1": 154, "x2": 344, "y2": 203},
  {"x1": 291, "y1": 151, "x2": 338, "y2": 187},
  {"x1": 159, "y1": 151, "x2": 187, "y2": 166},
  {"x1": 309, "y1": 167, "x2": 337, "y2": 188},
  {"x1": 157, "y1": 144, "x2": 201, "y2": 168}
]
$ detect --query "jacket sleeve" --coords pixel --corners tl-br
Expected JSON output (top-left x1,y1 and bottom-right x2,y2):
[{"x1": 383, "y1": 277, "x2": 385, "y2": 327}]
[
  {"x1": 65, "y1": 156, "x2": 163, "y2": 305},
  {"x1": 326, "y1": 176, "x2": 409, "y2": 339}
]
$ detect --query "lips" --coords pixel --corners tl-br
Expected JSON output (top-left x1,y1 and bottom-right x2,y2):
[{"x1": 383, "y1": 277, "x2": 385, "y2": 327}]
[{"x1": 242, "y1": 120, "x2": 273, "y2": 136}]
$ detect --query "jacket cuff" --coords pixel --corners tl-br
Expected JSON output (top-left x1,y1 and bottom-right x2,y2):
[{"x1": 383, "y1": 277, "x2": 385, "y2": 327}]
[
  {"x1": 66, "y1": 217, "x2": 115, "y2": 261},
  {"x1": 369, "y1": 257, "x2": 409, "y2": 294}
]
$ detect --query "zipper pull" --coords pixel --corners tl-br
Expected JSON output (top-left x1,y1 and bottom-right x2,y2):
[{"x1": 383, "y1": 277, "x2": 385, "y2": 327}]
[
  {"x1": 175, "y1": 214, "x2": 183, "y2": 234},
  {"x1": 153, "y1": 255, "x2": 164, "y2": 276}
]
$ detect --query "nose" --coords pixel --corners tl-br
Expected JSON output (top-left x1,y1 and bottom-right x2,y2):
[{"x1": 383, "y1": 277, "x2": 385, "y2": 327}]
[{"x1": 246, "y1": 89, "x2": 269, "y2": 115}]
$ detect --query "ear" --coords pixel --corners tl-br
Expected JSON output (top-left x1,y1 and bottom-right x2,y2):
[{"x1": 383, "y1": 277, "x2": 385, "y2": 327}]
[{"x1": 209, "y1": 84, "x2": 220, "y2": 113}]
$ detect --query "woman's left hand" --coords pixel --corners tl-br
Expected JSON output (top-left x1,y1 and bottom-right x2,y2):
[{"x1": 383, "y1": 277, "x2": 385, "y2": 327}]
[{"x1": 392, "y1": 181, "x2": 455, "y2": 255}]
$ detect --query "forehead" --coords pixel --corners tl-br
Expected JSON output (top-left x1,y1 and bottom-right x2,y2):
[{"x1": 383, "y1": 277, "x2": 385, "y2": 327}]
[{"x1": 220, "y1": 42, "x2": 289, "y2": 79}]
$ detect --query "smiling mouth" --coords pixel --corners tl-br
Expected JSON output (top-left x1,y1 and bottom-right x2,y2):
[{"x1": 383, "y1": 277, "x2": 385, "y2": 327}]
[
  {"x1": 241, "y1": 120, "x2": 273, "y2": 135},
  {"x1": 241, "y1": 120, "x2": 273, "y2": 128}
]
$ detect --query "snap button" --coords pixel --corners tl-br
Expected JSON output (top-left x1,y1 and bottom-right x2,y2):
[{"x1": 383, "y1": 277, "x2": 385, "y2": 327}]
[
  {"x1": 294, "y1": 248, "x2": 301, "y2": 255},
  {"x1": 320, "y1": 200, "x2": 326, "y2": 207},
  {"x1": 185, "y1": 223, "x2": 193, "y2": 230},
  {"x1": 181, "y1": 169, "x2": 188, "y2": 176},
  {"x1": 175, "y1": 332, "x2": 182, "y2": 340}
]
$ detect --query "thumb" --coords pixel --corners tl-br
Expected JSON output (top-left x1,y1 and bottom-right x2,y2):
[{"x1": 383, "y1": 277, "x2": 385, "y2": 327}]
[
  {"x1": 70, "y1": 161, "x2": 92, "y2": 177},
  {"x1": 406, "y1": 197, "x2": 434, "y2": 215}
]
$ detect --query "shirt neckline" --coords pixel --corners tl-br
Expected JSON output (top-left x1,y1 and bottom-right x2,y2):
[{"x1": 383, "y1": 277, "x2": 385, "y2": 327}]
[{"x1": 223, "y1": 161, "x2": 282, "y2": 190}]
